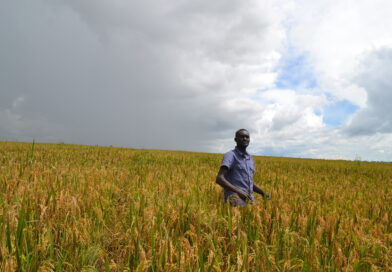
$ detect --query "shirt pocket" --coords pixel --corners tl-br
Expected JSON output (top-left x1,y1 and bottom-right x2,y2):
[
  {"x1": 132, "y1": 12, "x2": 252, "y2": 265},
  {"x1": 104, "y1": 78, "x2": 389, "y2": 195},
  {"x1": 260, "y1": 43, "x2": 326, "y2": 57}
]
[
  {"x1": 234, "y1": 163, "x2": 245, "y2": 171},
  {"x1": 234, "y1": 163, "x2": 245, "y2": 170}
]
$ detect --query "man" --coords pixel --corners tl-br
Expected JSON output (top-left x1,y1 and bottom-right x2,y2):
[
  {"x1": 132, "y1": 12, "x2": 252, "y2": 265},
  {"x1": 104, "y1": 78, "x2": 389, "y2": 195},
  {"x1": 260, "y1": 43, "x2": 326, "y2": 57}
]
[{"x1": 216, "y1": 129, "x2": 271, "y2": 206}]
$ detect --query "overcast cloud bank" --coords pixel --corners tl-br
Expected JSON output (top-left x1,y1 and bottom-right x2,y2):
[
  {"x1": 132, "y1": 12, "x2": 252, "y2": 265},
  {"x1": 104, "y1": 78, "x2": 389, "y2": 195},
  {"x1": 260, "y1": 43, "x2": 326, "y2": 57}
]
[{"x1": 1, "y1": 0, "x2": 392, "y2": 161}]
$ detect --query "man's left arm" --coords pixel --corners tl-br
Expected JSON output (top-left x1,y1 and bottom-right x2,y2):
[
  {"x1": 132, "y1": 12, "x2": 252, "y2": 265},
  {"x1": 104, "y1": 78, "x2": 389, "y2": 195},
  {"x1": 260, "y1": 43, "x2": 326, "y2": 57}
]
[
  {"x1": 251, "y1": 158, "x2": 271, "y2": 200},
  {"x1": 253, "y1": 184, "x2": 271, "y2": 200}
]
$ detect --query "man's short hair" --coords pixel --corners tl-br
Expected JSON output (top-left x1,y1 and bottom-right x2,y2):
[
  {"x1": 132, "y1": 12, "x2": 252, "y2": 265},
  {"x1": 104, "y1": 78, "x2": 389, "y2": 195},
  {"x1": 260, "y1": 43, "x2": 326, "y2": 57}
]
[{"x1": 235, "y1": 128, "x2": 249, "y2": 138}]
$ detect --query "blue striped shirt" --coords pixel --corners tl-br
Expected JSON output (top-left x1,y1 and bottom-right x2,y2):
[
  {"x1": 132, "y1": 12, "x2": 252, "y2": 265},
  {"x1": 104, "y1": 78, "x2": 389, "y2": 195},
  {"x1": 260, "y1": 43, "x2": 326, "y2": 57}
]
[{"x1": 221, "y1": 147, "x2": 256, "y2": 202}]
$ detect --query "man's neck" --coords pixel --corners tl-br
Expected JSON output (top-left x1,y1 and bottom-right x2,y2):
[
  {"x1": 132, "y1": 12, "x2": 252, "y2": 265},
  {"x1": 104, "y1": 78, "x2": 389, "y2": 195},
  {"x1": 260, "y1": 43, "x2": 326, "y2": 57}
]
[{"x1": 236, "y1": 146, "x2": 248, "y2": 156}]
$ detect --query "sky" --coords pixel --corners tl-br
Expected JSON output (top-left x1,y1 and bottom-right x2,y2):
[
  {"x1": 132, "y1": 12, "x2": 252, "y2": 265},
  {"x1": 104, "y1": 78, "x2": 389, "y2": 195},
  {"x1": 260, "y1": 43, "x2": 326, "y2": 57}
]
[{"x1": 1, "y1": 0, "x2": 392, "y2": 161}]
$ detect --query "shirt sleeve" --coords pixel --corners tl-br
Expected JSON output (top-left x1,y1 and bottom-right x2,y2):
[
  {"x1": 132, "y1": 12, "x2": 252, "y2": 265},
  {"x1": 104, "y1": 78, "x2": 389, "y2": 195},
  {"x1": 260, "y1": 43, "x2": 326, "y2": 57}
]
[{"x1": 221, "y1": 151, "x2": 234, "y2": 169}]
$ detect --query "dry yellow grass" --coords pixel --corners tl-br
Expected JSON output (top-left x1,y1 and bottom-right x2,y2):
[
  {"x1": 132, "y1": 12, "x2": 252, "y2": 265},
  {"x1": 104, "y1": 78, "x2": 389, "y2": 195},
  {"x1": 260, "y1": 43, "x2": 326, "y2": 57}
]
[{"x1": 0, "y1": 141, "x2": 391, "y2": 271}]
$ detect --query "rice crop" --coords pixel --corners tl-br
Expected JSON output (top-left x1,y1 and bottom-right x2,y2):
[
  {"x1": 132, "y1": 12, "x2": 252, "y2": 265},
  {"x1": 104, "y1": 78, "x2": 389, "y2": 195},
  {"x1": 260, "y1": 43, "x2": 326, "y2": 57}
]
[{"x1": 0, "y1": 141, "x2": 391, "y2": 271}]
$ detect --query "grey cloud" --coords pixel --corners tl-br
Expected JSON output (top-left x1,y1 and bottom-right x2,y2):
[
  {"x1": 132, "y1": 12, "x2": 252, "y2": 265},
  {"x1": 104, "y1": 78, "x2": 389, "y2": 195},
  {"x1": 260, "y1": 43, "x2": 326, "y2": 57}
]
[
  {"x1": 0, "y1": 0, "x2": 283, "y2": 151},
  {"x1": 345, "y1": 48, "x2": 392, "y2": 136}
]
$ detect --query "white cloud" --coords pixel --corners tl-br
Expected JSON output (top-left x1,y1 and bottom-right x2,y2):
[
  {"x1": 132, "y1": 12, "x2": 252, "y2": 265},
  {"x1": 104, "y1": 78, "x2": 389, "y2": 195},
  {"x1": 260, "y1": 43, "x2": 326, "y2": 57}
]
[{"x1": 288, "y1": 0, "x2": 392, "y2": 106}]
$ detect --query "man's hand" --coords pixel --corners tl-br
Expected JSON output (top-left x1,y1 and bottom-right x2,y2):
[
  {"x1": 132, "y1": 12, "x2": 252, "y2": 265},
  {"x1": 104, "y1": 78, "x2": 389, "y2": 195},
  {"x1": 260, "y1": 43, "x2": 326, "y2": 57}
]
[
  {"x1": 264, "y1": 192, "x2": 271, "y2": 200},
  {"x1": 253, "y1": 184, "x2": 271, "y2": 200},
  {"x1": 236, "y1": 189, "x2": 249, "y2": 200},
  {"x1": 217, "y1": 167, "x2": 250, "y2": 200}
]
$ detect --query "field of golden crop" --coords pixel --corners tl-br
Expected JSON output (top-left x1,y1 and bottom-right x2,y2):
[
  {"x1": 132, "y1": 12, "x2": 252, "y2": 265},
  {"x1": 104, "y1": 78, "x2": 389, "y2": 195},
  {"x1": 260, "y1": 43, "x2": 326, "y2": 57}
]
[{"x1": 0, "y1": 141, "x2": 391, "y2": 271}]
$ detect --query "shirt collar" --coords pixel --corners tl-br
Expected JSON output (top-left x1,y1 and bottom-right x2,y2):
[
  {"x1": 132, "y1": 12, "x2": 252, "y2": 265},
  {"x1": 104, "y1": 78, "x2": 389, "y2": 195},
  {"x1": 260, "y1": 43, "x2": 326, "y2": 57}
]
[{"x1": 234, "y1": 147, "x2": 250, "y2": 158}]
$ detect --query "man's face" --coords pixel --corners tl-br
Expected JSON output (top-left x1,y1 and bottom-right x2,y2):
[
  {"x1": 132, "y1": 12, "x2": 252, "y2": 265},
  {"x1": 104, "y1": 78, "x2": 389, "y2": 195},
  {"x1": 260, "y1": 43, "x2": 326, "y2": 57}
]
[{"x1": 235, "y1": 130, "x2": 250, "y2": 148}]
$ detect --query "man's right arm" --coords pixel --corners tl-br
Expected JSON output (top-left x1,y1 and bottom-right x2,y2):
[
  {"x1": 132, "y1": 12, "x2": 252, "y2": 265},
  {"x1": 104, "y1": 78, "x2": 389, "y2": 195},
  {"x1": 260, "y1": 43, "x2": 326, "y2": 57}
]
[{"x1": 216, "y1": 166, "x2": 249, "y2": 199}]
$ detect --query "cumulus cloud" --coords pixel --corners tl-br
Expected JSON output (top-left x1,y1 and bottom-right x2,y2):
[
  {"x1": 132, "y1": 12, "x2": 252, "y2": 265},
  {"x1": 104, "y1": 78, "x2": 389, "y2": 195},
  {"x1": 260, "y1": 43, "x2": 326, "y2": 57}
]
[
  {"x1": 345, "y1": 48, "x2": 392, "y2": 135},
  {"x1": 288, "y1": 0, "x2": 392, "y2": 107}
]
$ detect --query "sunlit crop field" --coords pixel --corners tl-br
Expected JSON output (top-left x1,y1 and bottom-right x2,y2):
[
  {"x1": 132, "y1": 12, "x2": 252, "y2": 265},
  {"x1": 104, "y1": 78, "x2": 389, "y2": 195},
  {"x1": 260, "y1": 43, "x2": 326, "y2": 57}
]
[{"x1": 0, "y1": 141, "x2": 391, "y2": 271}]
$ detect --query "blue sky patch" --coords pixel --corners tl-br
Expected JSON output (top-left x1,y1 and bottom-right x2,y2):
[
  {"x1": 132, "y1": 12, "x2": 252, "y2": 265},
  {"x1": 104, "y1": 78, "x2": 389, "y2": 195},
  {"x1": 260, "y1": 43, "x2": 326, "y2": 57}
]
[
  {"x1": 275, "y1": 48, "x2": 358, "y2": 127},
  {"x1": 322, "y1": 100, "x2": 358, "y2": 126},
  {"x1": 276, "y1": 51, "x2": 318, "y2": 90}
]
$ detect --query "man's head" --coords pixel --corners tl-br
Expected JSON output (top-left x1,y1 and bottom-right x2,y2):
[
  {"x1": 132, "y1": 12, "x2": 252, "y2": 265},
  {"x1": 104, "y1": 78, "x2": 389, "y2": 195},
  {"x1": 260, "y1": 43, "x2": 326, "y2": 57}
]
[{"x1": 235, "y1": 129, "x2": 250, "y2": 149}]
